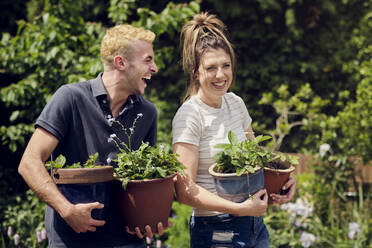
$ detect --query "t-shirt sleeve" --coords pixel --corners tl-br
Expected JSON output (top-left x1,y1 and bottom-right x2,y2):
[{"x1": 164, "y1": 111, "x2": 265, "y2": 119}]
[
  {"x1": 35, "y1": 85, "x2": 72, "y2": 141},
  {"x1": 172, "y1": 103, "x2": 202, "y2": 146}
]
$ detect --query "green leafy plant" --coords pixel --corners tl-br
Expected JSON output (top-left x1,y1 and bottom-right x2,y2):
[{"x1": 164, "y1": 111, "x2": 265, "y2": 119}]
[
  {"x1": 214, "y1": 131, "x2": 277, "y2": 175},
  {"x1": 214, "y1": 131, "x2": 298, "y2": 176},
  {"x1": 109, "y1": 113, "x2": 185, "y2": 189},
  {"x1": 45, "y1": 153, "x2": 99, "y2": 170}
]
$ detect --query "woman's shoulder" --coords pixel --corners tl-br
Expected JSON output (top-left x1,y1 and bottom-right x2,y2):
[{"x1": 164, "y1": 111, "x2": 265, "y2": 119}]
[
  {"x1": 224, "y1": 92, "x2": 245, "y2": 105},
  {"x1": 176, "y1": 97, "x2": 202, "y2": 114},
  {"x1": 173, "y1": 97, "x2": 203, "y2": 123}
]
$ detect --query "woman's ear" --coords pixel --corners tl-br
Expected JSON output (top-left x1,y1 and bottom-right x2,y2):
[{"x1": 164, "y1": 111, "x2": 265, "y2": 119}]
[
  {"x1": 193, "y1": 69, "x2": 199, "y2": 81},
  {"x1": 113, "y1": 55, "x2": 127, "y2": 71}
]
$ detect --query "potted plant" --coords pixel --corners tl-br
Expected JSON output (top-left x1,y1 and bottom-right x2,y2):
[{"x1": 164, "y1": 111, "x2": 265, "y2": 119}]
[
  {"x1": 209, "y1": 131, "x2": 298, "y2": 204},
  {"x1": 209, "y1": 131, "x2": 276, "y2": 203},
  {"x1": 263, "y1": 153, "x2": 298, "y2": 204},
  {"x1": 46, "y1": 153, "x2": 113, "y2": 221},
  {"x1": 108, "y1": 114, "x2": 185, "y2": 233}
]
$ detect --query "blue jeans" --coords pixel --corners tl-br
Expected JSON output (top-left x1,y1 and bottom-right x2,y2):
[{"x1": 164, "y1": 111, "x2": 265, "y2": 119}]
[
  {"x1": 48, "y1": 241, "x2": 146, "y2": 248},
  {"x1": 109, "y1": 244, "x2": 146, "y2": 248},
  {"x1": 48, "y1": 240, "x2": 146, "y2": 248},
  {"x1": 190, "y1": 214, "x2": 270, "y2": 248}
]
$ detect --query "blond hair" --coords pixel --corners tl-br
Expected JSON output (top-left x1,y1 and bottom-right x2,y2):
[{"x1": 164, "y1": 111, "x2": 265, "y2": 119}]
[
  {"x1": 180, "y1": 12, "x2": 236, "y2": 101},
  {"x1": 101, "y1": 24, "x2": 155, "y2": 68}
]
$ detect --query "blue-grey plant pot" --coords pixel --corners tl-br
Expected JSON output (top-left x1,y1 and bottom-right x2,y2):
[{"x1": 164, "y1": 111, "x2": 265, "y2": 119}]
[
  {"x1": 209, "y1": 163, "x2": 264, "y2": 203},
  {"x1": 52, "y1": 166, "x2": 114, "y2": 220}
]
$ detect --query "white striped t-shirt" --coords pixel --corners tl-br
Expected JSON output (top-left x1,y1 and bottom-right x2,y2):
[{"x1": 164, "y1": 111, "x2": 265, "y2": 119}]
[{"x1": 172, "y1": 92, "x2": 252, "y2": 216}]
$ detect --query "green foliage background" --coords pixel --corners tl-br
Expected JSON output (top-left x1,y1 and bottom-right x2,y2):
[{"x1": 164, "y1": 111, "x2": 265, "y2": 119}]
[{"x1": 1, "y1": 0, "x2": 372, "y2": 247}]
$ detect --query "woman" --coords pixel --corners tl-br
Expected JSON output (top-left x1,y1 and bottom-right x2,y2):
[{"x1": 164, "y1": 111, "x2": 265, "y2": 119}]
[{"x1": 172, "y1": 13, "x2": 296, "y2": 247}]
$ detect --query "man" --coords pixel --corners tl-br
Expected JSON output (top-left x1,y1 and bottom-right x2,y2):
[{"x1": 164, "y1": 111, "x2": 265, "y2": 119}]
[{"x1": 18, "y1": 24, "x2": 159, "y2": 247}]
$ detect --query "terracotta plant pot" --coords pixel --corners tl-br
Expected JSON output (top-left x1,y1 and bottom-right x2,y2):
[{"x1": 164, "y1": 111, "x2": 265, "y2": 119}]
[
  {"x1": 209, "y1": 163, "x2": 264, "y2": 203},
  {"x1": 115, "y1": 174, "x2": 176, "y2": 233},
  {"x1": 52, "y1": 166, "x2": 114, "y2": 220},
  {"x1": 264, "y1": 163, "x2": 295, "y2": 204}
]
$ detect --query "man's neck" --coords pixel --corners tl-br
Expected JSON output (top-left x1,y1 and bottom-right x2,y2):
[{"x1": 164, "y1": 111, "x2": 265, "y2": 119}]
[{"x1": 101, "y1": 71, "x2": 130, "y2": 117}]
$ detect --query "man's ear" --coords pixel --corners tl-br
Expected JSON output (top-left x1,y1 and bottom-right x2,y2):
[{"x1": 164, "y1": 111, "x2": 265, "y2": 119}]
[{"x1": 113, "y1": 55, "x2": 127, "y2": 71}]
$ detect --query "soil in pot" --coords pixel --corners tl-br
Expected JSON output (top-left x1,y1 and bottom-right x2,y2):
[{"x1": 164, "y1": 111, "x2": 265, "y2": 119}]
[{"x1": 114, "y1": 174, "x2": 176, "y2": 233}]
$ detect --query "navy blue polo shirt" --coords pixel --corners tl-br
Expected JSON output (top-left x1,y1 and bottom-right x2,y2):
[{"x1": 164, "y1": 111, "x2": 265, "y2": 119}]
[{"x1": 36, "y1": 73, "x2": 157, "y2": 247}]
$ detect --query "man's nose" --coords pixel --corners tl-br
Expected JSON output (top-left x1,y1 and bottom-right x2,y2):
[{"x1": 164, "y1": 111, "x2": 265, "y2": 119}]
[{"x1": 151, "y1": 61, "x2": 158, "y2": 73}]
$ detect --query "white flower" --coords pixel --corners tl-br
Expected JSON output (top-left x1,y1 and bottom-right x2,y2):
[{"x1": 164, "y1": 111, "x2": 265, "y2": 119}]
[
  {"x1": 156, "y1": 240, "x2": 162, "y2": 248},
  {"x1": 107, "y1": 137, "x2": 113, "y2": 143},
  {"x1": 336, "y1": 159, "x2": 341, "y2": 166},
  {"x1": 319, "y1": 143, "x2": 331, "y2": 157},
  {"x1": 300, "y1": 232, "x2": 316, "y2": 247},
  {"x1": 106, "y1": 157, "x2": 112, "y2": 165},
  {"x1": 280, "y1": 203, "x2": 291, "y2": 211},
  {"x1": 159, "y1": 144, "x2": 165, "y2": 149},
  {"x1": 282, "y1": 199, "x2": 313, "y2": 219},
  {"x1": 36, "y1": 231, "x2": 42, "y2": 243},
  {"x1": 348, "y1": 222, "x2": 361, "y2": 239},
  {"x1": 129, "y1": 128, "x2": 134, "y2": 134},
  {"x1": 41, "y1": 229, "x2": 46, "y2": 240},
  {"x1": 146, "y1": 237, "x2": 152, "y2": 244},
  {"x1": 14, "y1": 234, "x2": 20, "y2": 245},
  {"x1": 107, "y1": 118, "x2": 115, "y2": 126},
  {"x1": 137, "y1": 113, "x2": 143, "y2": 117},
  {"x1": 110, "y1": 134, "x2": 117, "y2": 138},
  {"x1": 7, "y1": 226, "x2": 12, "y2": 237},
  {"x1": 294, "y1": 220, "x2": 302, "y2": 227}
]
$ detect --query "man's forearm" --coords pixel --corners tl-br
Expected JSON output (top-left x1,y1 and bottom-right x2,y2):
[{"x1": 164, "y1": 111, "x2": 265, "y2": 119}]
[{"x1": 18, "y1": 156, "x2": 73, "y2": 217}]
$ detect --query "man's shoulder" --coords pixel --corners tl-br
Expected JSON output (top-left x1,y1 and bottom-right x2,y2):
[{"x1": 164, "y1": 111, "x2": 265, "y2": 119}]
[
  {"x1": 137, "y1": 95, "x2": 157, "y2": 112},
  {"x1": 63, "y1": 79, "x2": 91, "y2": 91},
  {"x1": 55, "y1": 80, "x2": 92, "y2": 97}
]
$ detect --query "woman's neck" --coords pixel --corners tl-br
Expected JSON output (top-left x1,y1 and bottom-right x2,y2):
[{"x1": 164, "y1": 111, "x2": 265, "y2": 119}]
[{"x1": 197, "y1": 91, "x2": 222, "y2": 108}]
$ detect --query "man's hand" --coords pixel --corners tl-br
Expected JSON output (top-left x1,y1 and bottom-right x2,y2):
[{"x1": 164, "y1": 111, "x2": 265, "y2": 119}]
[
  {"x1": 270, "y1": 176, "x2": 297, "y2": 204},
  {"x1": 126, "y1": 220, "x2": 172, "y2": 239},
  {"x1": 235, "y1": 189, "x2": 268, "y2": 217},
  {"x1": 62, "y1": 202, "x2": 105, "y2": 233}
]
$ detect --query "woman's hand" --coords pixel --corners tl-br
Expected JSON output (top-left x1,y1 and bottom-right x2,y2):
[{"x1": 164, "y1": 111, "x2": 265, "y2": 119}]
[
  {"x1": 270, "y1": 177, "x2": 296, "y2": 204},
  {"x1": 235, "y1": 189, "x2": 268, "y2": 217}
]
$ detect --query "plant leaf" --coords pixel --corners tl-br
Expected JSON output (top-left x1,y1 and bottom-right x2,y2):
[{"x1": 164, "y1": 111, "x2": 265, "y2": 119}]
[
  {"x1": 156, "y1": 167, "x2": 166, "y2": 178},
  {"x1": 228, "y1": 131, "x2": 238, "y2": 145},
  {"x1": 214, "y1": 143, "x2": 230, "y2": 149},
  {"x1": 54, "y1": 155, "x2": 66, "y2": 168}
]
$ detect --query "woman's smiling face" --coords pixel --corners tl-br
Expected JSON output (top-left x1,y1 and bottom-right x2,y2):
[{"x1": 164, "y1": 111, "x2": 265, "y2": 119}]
[{"x1": 196, "y1": 48, "x2": 232, "y2": 108}]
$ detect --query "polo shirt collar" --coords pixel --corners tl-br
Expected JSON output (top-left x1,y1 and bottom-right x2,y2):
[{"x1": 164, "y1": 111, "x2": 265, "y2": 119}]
[
  {"x1": 91, "y1": 72, "x2": 107, "y2": 97},
  {"x1": 90, "y1": 72, "x2": 140, "y2": 103}
]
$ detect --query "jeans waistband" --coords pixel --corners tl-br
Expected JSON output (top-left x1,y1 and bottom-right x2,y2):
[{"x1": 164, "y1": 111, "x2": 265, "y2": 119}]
[{"x1": 194, "y1": 213, "x2": 234, "y2": 224}]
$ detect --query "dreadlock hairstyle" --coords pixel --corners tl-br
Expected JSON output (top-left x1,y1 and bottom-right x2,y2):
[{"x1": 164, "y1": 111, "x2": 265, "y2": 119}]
[{"x1": 180, "y1": 12, "x2": 236, "y2": 101}]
